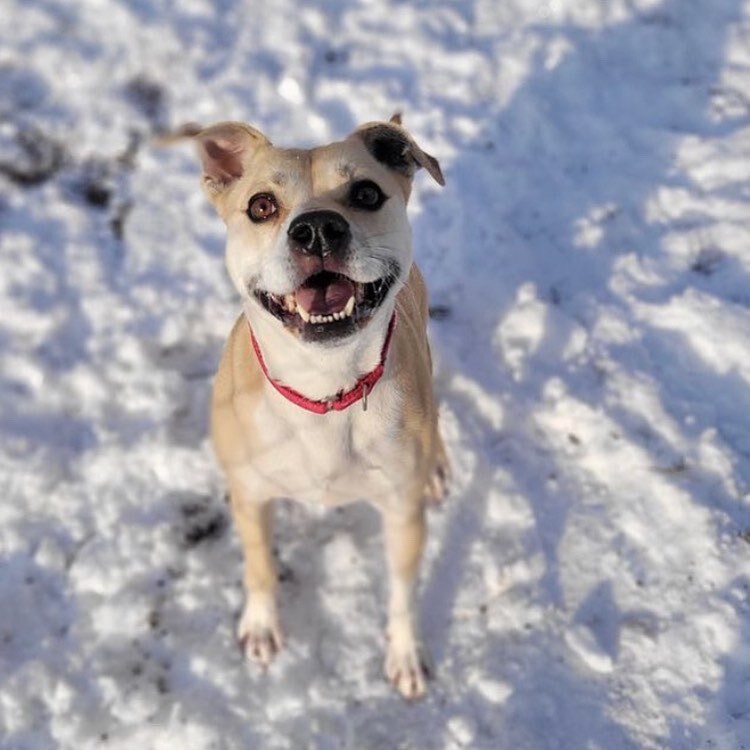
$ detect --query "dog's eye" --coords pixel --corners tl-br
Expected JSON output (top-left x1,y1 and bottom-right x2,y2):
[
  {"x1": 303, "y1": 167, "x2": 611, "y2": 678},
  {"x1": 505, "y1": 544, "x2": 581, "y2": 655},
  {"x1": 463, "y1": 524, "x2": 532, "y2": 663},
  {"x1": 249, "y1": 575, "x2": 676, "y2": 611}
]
[
  {"x1": 349, "y1": 180, "x2": 386, "y2": 211},
  {"x1": 247, "y1": 193, "x2": 278, "y2": 223}
]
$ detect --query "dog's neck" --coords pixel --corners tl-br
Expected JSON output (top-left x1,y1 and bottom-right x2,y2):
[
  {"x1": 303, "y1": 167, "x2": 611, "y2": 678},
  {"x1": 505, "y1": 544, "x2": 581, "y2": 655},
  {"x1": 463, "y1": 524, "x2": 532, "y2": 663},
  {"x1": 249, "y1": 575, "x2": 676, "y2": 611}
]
[{"x1": 245, "y1": 303, "x2": 394, "y2": 403}]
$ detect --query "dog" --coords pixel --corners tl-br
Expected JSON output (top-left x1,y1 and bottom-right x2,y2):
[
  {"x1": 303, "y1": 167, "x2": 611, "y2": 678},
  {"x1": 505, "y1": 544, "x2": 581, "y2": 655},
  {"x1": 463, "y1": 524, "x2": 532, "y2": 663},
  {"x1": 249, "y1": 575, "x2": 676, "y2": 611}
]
[{"x1": 187, "y1": 114, "x2": 448, "y2": 699}]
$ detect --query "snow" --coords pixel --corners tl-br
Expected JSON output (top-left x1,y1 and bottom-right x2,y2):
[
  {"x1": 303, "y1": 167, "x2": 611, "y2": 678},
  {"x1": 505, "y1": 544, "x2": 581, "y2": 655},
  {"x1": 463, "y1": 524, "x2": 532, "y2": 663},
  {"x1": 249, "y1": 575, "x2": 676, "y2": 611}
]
[{"x1": 2, "y1": 0, "x2": 750, "y2": 747}]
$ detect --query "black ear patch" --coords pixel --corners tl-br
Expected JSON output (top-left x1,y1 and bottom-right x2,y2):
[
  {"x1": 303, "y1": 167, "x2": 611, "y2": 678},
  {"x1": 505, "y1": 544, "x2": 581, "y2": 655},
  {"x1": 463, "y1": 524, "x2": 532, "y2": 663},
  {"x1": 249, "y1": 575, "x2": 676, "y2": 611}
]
[
  {"x1": 369, "y1": 127, "x2": 412, "y2": 172},
  {"x1": 357, "y1": 123, "x2": 445, "y2": 186}
]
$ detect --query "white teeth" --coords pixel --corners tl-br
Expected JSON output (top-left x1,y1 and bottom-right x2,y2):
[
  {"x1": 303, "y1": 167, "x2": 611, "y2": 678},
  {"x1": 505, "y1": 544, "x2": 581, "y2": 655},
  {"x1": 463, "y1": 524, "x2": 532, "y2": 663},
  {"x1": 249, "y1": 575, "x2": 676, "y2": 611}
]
[
  {"x1": 284, "y1": 294, "x2": 297, "y2": 313},
  {"x1": 309, "y1": 313, "x2": 337, "y2": 324},
  {"x1": 297, "y1": 295, "x2": 357, "y2": 325}
]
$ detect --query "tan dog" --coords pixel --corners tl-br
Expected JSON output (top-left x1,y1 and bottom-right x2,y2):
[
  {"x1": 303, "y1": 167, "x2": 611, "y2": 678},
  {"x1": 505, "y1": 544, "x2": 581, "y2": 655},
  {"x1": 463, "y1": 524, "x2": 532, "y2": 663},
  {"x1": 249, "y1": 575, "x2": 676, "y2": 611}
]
[{"x1": 189, "y1": 115, "x2": 448, "y2": 699}]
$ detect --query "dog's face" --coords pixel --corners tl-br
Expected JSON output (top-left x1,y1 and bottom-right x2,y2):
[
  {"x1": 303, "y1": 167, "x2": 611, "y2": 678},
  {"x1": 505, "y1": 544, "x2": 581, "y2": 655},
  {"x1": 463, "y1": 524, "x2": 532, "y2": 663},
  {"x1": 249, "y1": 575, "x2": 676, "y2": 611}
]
[{"x1": 194, "y1": 118, "x2": 444, "y2": 344}]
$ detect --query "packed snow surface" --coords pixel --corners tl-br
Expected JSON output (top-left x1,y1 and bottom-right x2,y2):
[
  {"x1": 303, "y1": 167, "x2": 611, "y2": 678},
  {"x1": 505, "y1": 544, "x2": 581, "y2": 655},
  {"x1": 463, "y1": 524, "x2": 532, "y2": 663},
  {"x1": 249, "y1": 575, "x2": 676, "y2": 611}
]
[{"x1": 2, "y1": 0, "x2": 750, "y2": 748}]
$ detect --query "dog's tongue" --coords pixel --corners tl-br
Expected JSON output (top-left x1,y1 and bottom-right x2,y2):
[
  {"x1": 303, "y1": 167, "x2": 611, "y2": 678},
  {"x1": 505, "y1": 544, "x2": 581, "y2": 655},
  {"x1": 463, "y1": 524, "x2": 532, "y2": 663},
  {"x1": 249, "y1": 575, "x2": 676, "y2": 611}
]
[{"x1": 296, "y1": 276, "x2": 355, "y2": 315}]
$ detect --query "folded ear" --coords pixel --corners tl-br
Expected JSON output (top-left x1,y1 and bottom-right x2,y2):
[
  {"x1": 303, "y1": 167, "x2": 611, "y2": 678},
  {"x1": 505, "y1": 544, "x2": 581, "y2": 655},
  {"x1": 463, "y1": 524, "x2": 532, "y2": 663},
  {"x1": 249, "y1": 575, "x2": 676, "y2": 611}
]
[
  {"x1": 192, "y1": 121, "x2": 271, "y2": 194},
  {"x1": 354, "y1": 118, "x2": 445, "y2": 186}
]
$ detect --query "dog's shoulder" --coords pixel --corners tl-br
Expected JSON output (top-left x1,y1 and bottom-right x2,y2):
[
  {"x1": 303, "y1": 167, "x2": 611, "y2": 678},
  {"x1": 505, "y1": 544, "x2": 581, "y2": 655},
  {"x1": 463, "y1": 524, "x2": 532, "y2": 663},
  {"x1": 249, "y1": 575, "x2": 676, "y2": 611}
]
[
  {"x1": 211, "y1": 314, "x2": 264, "y2": 471},
  {"x1": 393, "y1": 263, "x2": 432, "y2": 375},
  {"x1": 213, "y1": 315, "x2": 263, "y2": 399},
  {"x1": 396, "y1": 263, "x2": 430, "y2": 328},
  {"x1": 391, "y1": 264, "x2": 436, "y2": 429}
]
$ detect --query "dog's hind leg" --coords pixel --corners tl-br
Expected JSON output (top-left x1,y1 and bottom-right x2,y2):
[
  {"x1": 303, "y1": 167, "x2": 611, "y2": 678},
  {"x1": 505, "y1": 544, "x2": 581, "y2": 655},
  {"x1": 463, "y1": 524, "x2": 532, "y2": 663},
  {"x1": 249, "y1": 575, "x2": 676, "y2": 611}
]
[
  {"x1": 426, "y1": 431, "x2": 451, "y2": 505},
  {"x1": 230, "y1": 483, "x2": 283, "y2": 668}
]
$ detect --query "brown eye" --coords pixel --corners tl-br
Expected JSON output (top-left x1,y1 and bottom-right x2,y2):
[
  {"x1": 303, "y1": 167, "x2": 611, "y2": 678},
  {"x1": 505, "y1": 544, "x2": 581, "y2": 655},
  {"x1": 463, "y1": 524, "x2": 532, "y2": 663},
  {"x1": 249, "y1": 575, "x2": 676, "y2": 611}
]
[
  {"x1": 349, "y1": 180, "x2": 386, "y2": 210},
  {"x1": 247, "y1": 193, "x2": 278, "y2": 222}
]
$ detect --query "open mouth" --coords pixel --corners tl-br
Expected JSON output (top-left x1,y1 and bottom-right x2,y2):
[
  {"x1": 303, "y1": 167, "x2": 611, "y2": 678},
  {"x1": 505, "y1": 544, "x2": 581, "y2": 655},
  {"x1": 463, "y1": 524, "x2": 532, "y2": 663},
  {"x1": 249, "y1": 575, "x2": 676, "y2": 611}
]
[{"x1": 255, "y1": 269, "x2": 398, "y2": 341}]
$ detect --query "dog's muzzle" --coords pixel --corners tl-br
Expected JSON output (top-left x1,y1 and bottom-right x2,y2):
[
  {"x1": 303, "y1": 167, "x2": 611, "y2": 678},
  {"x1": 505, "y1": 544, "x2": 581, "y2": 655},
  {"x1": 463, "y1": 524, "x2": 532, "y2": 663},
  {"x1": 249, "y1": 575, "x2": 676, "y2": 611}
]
[{"x1": 253, "y1": 209, "x2": 398, "y2": 343}]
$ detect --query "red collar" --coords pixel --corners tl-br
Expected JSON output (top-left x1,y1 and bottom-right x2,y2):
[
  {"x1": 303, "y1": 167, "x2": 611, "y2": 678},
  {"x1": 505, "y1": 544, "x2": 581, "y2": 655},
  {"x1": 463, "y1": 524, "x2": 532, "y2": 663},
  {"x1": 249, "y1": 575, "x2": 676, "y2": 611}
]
[{"x1": 249, "y1": 313, "x2": 397, "y2": 415}]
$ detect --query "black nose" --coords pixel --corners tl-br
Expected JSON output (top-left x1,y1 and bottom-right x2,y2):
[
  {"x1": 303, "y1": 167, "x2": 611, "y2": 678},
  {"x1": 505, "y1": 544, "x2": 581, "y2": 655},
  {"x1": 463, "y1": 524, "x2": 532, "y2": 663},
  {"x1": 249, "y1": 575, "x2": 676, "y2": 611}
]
[{"x1": 287, "y1": 210, "x2": 351, "y2": 257}]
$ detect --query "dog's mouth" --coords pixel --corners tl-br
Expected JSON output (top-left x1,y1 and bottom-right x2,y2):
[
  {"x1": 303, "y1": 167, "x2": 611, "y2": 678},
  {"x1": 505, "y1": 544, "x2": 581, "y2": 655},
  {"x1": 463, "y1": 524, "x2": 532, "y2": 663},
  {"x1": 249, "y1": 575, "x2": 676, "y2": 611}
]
[{"x1": 255, "y1": 268, "x2": 399, "y2": 342}]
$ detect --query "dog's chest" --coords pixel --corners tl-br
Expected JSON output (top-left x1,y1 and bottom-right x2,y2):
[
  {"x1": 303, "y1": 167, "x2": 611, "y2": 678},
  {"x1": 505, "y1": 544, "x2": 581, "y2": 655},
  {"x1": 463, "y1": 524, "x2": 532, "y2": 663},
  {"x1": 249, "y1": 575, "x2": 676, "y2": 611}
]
[{"x1": 241, "y1": 390, "x2": 412, "y2": 507}]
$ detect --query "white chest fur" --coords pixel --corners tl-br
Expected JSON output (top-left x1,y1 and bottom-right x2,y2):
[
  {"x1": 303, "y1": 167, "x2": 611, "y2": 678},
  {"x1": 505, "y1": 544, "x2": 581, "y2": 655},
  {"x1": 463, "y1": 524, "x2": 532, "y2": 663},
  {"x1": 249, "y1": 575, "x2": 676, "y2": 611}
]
[{"x1": 234, "y1": 378, "x2": 416, "y2": 509}]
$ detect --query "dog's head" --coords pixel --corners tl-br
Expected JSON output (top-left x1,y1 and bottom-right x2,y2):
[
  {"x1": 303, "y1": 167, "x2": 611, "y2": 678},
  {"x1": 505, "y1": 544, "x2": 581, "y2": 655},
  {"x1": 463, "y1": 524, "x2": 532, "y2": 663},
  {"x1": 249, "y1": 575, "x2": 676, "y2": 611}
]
[{"x1": 192, "y1": 116, "x2": 444, "y2": 344}]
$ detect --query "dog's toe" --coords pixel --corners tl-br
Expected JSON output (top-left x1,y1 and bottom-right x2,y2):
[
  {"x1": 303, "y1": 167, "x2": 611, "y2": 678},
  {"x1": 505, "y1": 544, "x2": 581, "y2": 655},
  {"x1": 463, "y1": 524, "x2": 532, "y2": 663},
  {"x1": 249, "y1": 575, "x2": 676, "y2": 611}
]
[
  {"x1": 237, "y1": 601, "x2": 284, "y2": 669},
  {"x1": 385, "y1": 642, "x2": 429, "y2": 699},
  {"x1": 239, "y1": 627, "x2": 283, "y2": 668}
]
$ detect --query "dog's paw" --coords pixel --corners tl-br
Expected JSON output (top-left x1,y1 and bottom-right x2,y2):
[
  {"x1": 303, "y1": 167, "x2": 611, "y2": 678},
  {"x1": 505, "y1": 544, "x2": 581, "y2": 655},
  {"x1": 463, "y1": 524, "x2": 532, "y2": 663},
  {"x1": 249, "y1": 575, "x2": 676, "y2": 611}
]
[
  {"x1": 385, "y1": 639, "x2": 430, "y2": 700},
  {"x1": 237, "y1": 600, "x2": 284, "y2": 669}
]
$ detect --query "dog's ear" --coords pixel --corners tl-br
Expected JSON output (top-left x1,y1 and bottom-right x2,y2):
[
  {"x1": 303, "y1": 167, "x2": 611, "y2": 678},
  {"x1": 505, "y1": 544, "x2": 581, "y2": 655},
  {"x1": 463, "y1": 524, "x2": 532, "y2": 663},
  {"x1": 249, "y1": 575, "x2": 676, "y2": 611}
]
[
  {"x1": 192, "y1": 122, "x2": 271, "y2": 195},
  {"x1": 354, "y1": 118, "x2": 445, "y2": 186}
]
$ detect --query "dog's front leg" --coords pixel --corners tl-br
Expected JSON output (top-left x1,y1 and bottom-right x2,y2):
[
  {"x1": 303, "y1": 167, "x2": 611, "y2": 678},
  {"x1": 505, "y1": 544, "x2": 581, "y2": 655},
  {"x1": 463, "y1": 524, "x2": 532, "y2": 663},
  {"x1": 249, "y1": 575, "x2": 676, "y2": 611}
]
[
  {"x1": 382, "y1": 501, "x2": 428, "y2": 699},
  {"x1": 230, "y1": 483, "x2": 283, "y2": 668}
]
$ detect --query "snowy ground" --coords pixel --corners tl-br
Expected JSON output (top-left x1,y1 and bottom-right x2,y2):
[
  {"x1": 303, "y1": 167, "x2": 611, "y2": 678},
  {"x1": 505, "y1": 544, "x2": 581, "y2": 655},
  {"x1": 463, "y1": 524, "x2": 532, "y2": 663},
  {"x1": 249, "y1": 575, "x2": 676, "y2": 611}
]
[{"x1": 2, "y1": 0, "x2": 750, "y2": 747}]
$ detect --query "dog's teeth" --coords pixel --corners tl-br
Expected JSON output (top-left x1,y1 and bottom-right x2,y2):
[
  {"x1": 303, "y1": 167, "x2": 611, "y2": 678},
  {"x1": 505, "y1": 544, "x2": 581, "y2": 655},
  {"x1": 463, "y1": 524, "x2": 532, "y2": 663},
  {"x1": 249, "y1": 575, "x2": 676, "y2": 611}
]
[
  {"x1": 297, "y1": 296, "x2": 356, "y2": 325},
  {"x1": 308, "y1": 313, "x2": 340, "y2": 324},
  {"x1": 303, "y1": 311, "x2": 347, "y2": 325}
]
